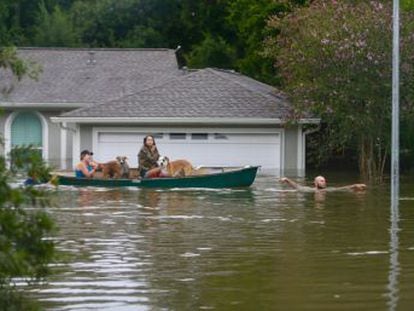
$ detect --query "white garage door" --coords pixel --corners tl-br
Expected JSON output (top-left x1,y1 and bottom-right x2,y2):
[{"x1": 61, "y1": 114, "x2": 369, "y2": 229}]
[{"x1": 95, "y1": 131, "x2": 281, "y2": 170}]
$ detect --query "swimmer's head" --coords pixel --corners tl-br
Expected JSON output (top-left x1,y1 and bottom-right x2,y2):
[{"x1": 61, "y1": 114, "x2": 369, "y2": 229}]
[{"x1": 314, "y1": 176, "x2": 327, "y2": 189}]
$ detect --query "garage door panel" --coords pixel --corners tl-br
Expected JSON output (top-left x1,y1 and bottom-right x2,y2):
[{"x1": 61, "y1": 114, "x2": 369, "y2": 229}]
[
  {"x1": 158, "y1": 143, "x2": 279, "y2": 168},
  {"x1": 99, "y1": 133, "x2": 142, "y2": 143}
]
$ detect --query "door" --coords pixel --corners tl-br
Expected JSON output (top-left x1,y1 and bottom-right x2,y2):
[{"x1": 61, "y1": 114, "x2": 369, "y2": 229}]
[
  {"x1": 95, "y1": 131, "x2": 281, "y2": 170},
  {"x1": 11, "y1": 112, "x2": 43, "y2": 156}
]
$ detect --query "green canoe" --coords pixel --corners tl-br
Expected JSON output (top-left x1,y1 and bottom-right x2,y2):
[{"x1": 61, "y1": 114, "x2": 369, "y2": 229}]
[{"x1": 55, "y1": 166, "x2": 259, "y2": 188}]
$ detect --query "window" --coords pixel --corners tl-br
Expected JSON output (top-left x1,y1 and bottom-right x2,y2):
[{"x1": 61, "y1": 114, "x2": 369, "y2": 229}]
[
  {"x1": 214, "y1": 133, "x2": 228, "y2": 140},
  {"x1": 153, "y1": 133, "x2": 164, "y2": 139},
  {"x1": 169, "y1": 133, "x2": 186, "y2": 140},
  {"x1": 191, "y1": 133, "x2": 208, "y2": 140}
]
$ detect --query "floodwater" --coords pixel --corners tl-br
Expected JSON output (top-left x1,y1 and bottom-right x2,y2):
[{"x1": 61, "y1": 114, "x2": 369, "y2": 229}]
[{"x1": 24, "y1": 173, "x2": 414, "y2": 310}]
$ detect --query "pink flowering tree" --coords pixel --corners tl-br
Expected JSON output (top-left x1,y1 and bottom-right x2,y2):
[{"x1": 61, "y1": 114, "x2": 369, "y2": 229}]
[{"x1": 264, "y1": 1, "x2": 414, "y2": 181}]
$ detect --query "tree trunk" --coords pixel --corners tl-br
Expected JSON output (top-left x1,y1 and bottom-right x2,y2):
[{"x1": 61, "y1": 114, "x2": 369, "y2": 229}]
[{"x1": 359, "y1": 137, "x2": 387, "y2": 183}]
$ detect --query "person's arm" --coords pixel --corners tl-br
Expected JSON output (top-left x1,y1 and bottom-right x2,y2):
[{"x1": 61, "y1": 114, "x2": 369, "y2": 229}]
[
  {"x1": 334, "y1": 184, "x2": 367, "y2": 192},
  {"x1": 138, "y1": 148, "x2": 148, "y2": 169},
  {"x1": 150, "y1": 147, "x2": 160, "y2": 167},
  {"x1": 280, "y1": 177, "x2": 301, "y2": 189},
  {"x1": 89, "y1": 160, "x2": 101, "y2": 170}
]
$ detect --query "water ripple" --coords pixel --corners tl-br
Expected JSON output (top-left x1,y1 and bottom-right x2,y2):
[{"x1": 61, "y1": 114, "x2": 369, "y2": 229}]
[{"x1": 19, "y1": 176, "x2": 414, "y2": 310}]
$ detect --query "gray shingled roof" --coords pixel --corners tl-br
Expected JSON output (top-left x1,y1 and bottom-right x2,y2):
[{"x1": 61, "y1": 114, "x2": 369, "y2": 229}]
[
  {"x1": 0, "y1": 47, "x2": 180, "y2": 104},
  {"x1": 60, "y1": 68, "x2": 292, "y2": 119}
]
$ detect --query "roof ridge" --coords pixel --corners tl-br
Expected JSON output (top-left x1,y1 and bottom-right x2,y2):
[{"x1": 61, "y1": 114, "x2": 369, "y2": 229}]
[
  {"x1": 111, "y1": 67, "x2": 219, "y2": 99},
  {"x1": 17, "y1": 47, "x2": 175, "y2": 52},
  {"x1": 60, "y1": 69, "x2": 197, "y2": 117},
  {"x1": 106, "y1": 67, "x2": 275, "y2": 104},
  {"x1": 204, "y1": 68, "x2": 284, "y2": 101},
  {"x1": 115, "y1": 68, "x2": 204, "y2": 99}
]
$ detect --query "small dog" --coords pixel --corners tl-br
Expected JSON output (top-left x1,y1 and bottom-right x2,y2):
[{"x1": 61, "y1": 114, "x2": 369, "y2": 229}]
[
  {"x1": 118, "y1": 156, "x2": 130, "y2": 178},
  {"x1": 102, "y1": 156, "x2": 129, "y2": 179},
  {"x1": 157, "y1": 156, "x2": 193, "y2": 177}
]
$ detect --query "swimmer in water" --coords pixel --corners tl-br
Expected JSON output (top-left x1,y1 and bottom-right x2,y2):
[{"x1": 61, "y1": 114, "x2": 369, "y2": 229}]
[{"x1": 280, "y1": 175, "x2": 366, "y2": 192}]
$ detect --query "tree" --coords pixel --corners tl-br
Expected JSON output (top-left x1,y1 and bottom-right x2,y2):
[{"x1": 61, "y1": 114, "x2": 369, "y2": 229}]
[
  {"x1": 0, "y1": 46, "x2": 41, "y2": 95},
  {"x1": 264, "y1": 0, "x2": 414, "y2": 181},
  {"x1": 0, "y1": 0, "x2": 70, "y2": 46},
  {"x1": 402, "y1": 0, "x2": 414, "y2": 10},
  {"x1": 227, "y1": 0, "x2": 308, "y2": 84},
  {"x1": 0, "y1": 0, "x2": 24, "y2": 45},
  {"x1": 32, "y1": 1, "x2": 80, "y2": 47},
  {"x1": 186, "y1": 34, "x2": 236, "y2": 69},
  {"x1": 119, "y1": 26, "x2": 164, "y2": 48},
  {"x1": 0, "y1": 47, "x2": 57, "y2": 308},
  {"x1": 69, "y1": 0, "x2": 177, "y2": 48}
]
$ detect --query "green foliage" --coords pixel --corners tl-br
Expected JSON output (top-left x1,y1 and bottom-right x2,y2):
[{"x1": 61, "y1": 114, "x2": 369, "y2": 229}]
[
  {"x1": 69, "y1": 0, "x2": 182, "y2": 48},
  {"x1": 402, "y1": 0, "x2": 414, "y2": 10},
  {"x1": 70, "y1": 0, "x2": 136, "y2": 47},
  {"x1": 264, "y1": 0, "x2": 414, "y2": 180},
  {"x1": 32, "y1": 1, "x2": 80, "y2": 47},
  {"x1": 9, "y1": 147, "x2": 52, "y2": 184},
  {"x1": 119, "y1": 26, "x2": 165, "y2": 48},
  {"x1": 0, "y1": 287, "x2": 41, "y2": 311},
  {"x1": 0, "y1": 0, "x2": 63, "y2": 45},
  {"x1": 0, "y1": 47, "x2": 41, "y2": 95},
  {"x1": 227, "y1": 0, "x2": 291, "y2": 84},
  {"x1": 0, "y1": 46, "x2": 57, "y2": 308},
  {"x1": 186, "y1": 34, "x2": 236, "y2": 69},
  {"x1": 0, "y1": 146, "x2": 57, "y2": 288},
  {"x1": 0, "y1": 47, "x2": 38, "y2": 81},
  {"x1": 0, "y1": 0, "x2": 310, "y2": 82},
  {"x1": 0, "y1": 0, "x2": 24, "y2": 45}
]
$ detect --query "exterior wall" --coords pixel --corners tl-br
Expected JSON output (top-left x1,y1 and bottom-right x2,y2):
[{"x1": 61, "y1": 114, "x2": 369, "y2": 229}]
[
  {"x1": 69, "y1": 123, "x2": 94, "y2": 169},
  {"x1": 283, "y1": 126, "x2": 303, "y2": 176},
  {"x1": 0, "y1": 113, "x2": 7, "y2": 155},
  {"x1": 75, "y1": 124, "x2": 306, "y2": 174},
  {"x1": 43, "y1": 111, "x2": 61, "y2": 168},
  {"x1": 80, "y1": 124, "x2": 94, "y2": 152},
  {"x1": 64, "y1": 123, "x2": 75, "y2": 170}
]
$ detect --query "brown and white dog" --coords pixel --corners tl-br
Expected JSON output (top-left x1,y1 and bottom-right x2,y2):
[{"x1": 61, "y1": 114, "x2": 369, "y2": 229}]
[
  {"x1": 158, "y1": 156, "x2": 193, "y2": 177},
  {"x1": 102, "y1": 156, "x2": 129, "y2": 179}
]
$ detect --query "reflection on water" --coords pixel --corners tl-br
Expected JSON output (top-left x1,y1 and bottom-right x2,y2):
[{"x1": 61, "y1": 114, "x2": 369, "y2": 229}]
[
  {"x1": 387, "y1": 196, "x2": 400, "y2": 311},
  {"x1": 21, "y1": 175, "x2": 414, "y2": 310}
]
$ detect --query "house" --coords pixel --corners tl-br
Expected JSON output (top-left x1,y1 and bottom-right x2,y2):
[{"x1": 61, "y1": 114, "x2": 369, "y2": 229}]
[{"x1": 0, "y1": 48, "x2": 319, "y2": 175}]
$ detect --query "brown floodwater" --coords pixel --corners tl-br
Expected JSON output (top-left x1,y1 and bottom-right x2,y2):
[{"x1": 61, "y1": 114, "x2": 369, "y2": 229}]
[{"x1": 23, "y1": 173, "x2": 414, "y2": 310}]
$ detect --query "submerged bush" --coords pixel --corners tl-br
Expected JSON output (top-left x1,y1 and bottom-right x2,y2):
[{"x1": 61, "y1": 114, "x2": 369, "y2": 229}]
[{"x1": 0, "y1": 144, "x2": 57, "y2": 307}]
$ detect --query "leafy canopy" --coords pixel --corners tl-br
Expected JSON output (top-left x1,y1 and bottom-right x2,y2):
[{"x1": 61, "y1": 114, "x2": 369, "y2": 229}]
[{"x1": 264, "y1": 0, "x2": 414, "y2": 179}]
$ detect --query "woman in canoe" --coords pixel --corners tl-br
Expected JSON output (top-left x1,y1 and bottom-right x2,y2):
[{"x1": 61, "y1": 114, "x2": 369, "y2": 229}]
[{"x1": 138, "y1": 135, "x2": 160, "y2": 178}]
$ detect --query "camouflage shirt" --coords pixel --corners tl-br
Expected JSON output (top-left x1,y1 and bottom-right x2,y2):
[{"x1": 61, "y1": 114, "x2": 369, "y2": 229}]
[{"x1": 138, "y1": 145, "x2": 160, "y2": 172}]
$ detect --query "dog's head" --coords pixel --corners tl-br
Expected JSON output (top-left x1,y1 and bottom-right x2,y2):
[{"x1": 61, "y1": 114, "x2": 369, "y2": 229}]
[
  {"x1": 157, "y1": 156, "x2": 169, "y2": 168},
  {"x1": 116, "y1": 156, "x2": 128, "y2": 165}
]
